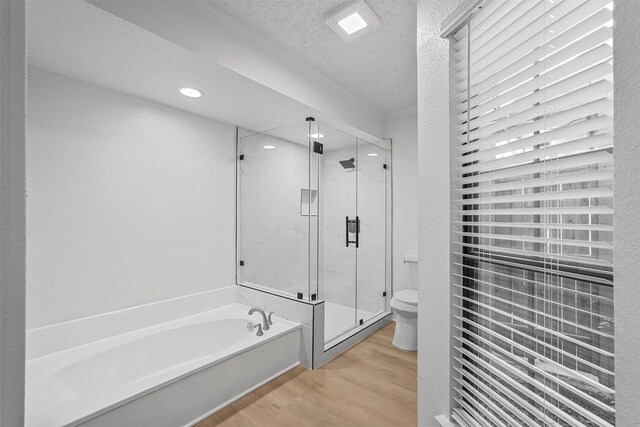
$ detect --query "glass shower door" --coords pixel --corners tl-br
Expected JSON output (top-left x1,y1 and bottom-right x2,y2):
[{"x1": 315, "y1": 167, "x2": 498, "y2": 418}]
[
  {"x1": 319, "y1": 125, "x2": 359, "y2": 343},
  {"x1": 356, "y1": 139, "x2": 389, "y2": 323}
]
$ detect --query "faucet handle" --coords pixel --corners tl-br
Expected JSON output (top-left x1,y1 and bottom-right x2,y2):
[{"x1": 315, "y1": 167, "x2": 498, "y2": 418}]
[
  {"x1": 267, "y1": 311, "x2": 274, "y2": 326},
  {"x1": 247, "y1": 322, "x2": 263, "y2": 336}
]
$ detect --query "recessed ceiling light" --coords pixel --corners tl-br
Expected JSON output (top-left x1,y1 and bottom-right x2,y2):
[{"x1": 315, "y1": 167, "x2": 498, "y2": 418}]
[
  {"x1": 263, "y1": 145, "x2": 276, "y2": 150},
  {"x1": 326, "y1": 1, "x2": 379, "y2": 42},
  {"x1": 367, "y1": 153, "x2": 378, "y2": 157},
  {"x1": 308, "y1": 133, "x2": 325, "y2": 139},
  {"x1": 179, "y1": 87, "x2": 204, "y2": 98},
  {"x1": 338, "y1": 13, "x2": 368, "y2": 35}
]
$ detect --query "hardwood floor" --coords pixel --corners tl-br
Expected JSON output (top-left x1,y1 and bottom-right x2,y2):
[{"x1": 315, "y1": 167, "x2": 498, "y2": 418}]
[{"x1": 197, "y1": 323, "x2": 417, "y2": 427}]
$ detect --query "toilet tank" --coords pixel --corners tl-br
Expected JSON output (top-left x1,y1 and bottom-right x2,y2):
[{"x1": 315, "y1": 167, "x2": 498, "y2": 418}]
[{"x1": 404, "y1": 255, "x2": 418, "y2": 291}]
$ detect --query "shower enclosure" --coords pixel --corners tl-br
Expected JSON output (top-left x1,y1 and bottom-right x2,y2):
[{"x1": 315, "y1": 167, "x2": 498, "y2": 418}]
[{"x1": 237, "y1": 118, "x2": 392, "y2": 347}]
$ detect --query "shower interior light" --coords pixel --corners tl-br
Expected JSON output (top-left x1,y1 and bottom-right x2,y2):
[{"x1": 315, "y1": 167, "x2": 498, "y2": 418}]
[
  {"x1": 263, "y1": 145, "x2": 276, "y2": 150},
  {"x1": 179, "y1": 87, "x2": 204, "y2": 98},
  {"x1": 308, "y1": 133, "x2": 325, "y2": 139},
  {"x1": 367, "y1": 153, "x2": 378, "y2": 157}
]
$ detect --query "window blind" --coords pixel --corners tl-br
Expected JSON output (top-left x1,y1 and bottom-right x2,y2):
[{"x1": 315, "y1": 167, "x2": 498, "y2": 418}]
[{"x1": 449, "y1": 1, "x2": 614, "y2": 426}]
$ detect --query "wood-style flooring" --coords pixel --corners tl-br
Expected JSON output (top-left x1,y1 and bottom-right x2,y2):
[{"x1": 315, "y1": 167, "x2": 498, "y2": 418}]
[{"x1": 197, "y1": 323, "x2": 417, "y2": 427}]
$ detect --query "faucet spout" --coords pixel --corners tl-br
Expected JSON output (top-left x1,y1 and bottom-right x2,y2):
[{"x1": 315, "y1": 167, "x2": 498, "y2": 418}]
[{"x1": 248, "y1": 307, "x2": 270, "y2": 331}]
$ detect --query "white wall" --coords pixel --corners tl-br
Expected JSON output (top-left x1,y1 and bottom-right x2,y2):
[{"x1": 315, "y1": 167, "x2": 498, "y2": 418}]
[
  {"x1": 26, "y1": 68, "x2": 237, "y2": 328},
  {"x1": 0, "y1": 0, "x2": 26, "y2": 424},
  {"x1": 384, "y1": 112, "x2": 419, "y2": 293},
  {"x1": 416, "y1": 1, "x2": 463, "y2": 425},
  {"x1": 613, "y1": 1, "x2": 640, "y2": 425}
]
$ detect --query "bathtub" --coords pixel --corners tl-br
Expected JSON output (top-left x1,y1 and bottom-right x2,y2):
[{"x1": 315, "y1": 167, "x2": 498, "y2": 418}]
[{"x1": 26, "y1": 303, "x2": 301, "y2": 426}]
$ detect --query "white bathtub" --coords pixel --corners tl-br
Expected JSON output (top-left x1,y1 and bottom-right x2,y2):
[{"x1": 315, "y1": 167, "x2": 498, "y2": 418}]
[{"x1": 26, "y1": 304, "x2": 301, "y2": 426}]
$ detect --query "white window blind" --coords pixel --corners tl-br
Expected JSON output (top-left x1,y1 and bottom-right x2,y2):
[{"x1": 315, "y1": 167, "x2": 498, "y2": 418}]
[{"x1": 449, "y1": 1, "x2": 614, "y2": 426}]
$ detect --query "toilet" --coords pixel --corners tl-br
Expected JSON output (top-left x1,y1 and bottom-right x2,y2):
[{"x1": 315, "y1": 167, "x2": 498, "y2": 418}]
[{"x1": 390, "y1": 289, "x2": 418, "y2": 351}]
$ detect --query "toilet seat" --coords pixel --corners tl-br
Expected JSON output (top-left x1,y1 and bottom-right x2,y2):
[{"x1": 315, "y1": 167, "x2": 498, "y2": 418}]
[
  {"x1": 393, "y1": 290, "x2": 418, "y2": 306},
  {"x1": 390, "y1": 290, "x2": 418, "y2": 314}
]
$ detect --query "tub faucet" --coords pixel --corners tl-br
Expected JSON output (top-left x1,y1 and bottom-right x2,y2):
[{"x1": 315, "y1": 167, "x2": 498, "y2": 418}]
[{"x1": 248, "y1": 307, "x2": 270, "y2": 331}]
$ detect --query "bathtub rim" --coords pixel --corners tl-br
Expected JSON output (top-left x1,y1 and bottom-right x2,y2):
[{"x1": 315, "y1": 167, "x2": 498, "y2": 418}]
[{"x1": 26, "y1": 286, "x2": 237, "y2": 360}]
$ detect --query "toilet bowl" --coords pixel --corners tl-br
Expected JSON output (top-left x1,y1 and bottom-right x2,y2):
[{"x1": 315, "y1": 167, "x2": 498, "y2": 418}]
[{"x1": 390, "y1": 289, "x2": 418, "y2": 351}]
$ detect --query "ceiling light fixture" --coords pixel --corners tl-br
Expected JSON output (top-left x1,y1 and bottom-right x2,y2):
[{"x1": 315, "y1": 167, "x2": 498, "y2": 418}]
[
  {"x1": 179, "y1": 87, "x2": 204, "y2": 98},
  {"x1": 338, "y1": 13, "x2": 368, "y2": 35},
  {"x1": 308, "y1": 133, "x2": 325, "y2": 139},
  {"x1": 263, "y1": 145, "x2": 276, "y2": 150},
  {"x1": 367, "y1": 153, "x2": 378, "y2": 157},
  {"x1": 326, "y1": 0, "x2": 379, "y2": 42}
]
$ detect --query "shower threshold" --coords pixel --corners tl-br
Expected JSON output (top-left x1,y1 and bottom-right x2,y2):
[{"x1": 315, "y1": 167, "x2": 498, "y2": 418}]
[{"x1": 324, "y1": 302, "x2": 386, "y2": 349}]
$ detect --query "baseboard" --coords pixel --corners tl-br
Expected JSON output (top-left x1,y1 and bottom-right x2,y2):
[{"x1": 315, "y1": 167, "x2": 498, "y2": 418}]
[{"x1": 184, "y1": 362, "x2": 301, "y2": 427}]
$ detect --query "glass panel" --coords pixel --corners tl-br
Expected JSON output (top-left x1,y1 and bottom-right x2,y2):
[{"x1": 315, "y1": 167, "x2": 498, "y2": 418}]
[
  {"x1": 318, "y1": 123, "x2": 358, "y2": 343},
  {"x1": 237, "y1": 121, "x2": 312, "y2": 300},
  {"x1": 308, "y1": 120, "x2": 320, "y2": 301},
  {"x1": 356, "y1": 138, "x2": 389, "y2": 323},
  {"x1": 237, "y1": 118, "x2": 392, "y2": 343}
]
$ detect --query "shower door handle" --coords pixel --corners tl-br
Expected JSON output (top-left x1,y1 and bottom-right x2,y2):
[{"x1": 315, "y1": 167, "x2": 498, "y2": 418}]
[
  {"x1": 346, "y1": 217, "x2": 360, "y2": 248},
  {"x1": 346, "y1": 216, "x2": 349, "y2": 247}
]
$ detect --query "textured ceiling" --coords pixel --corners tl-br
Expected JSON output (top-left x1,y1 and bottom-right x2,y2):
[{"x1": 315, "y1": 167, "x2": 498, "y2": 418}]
[{"x1": 203, "y1": 0, "x2": 417, "y2": 116}]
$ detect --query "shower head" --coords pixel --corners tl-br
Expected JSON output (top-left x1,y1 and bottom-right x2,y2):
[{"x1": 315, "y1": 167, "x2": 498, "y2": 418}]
[{"x1": 339, "y1": 158, "x2": 356, "y2": 169}]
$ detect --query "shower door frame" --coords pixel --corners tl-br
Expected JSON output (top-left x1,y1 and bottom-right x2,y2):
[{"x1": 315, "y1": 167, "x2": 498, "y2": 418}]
[{"x1": 315, "y1": 128, "x2": 393, "y2": 350}]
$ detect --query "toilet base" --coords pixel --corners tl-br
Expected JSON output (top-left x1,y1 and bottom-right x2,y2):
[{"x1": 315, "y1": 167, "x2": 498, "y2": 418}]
[{"x1": 392, "y1": 313, "x2": 417, "y2": 351}]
